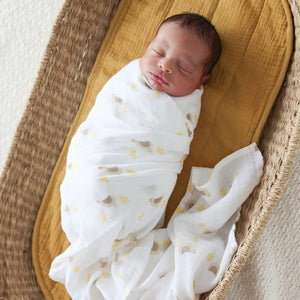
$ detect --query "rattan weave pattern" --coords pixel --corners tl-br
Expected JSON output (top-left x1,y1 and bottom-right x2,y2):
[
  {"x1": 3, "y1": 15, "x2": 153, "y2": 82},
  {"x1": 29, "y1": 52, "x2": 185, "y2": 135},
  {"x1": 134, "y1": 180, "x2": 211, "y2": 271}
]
[
  {"x1": 0, "y1": 1, "x2": 120, "y2": 299},
  {"x1": 0, "y1": 0, "x2": 299, "y2": 299}
]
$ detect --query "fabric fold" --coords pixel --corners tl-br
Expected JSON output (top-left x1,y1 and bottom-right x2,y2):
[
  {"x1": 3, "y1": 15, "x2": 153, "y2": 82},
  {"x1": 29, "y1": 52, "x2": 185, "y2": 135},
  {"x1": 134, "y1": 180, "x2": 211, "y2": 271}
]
[
  {"x1": 49, "y1": 59, "x2": 264, "y2": 300},
  {"x1": 49, "y1": 59, "x2": 203, "y2": 299}
]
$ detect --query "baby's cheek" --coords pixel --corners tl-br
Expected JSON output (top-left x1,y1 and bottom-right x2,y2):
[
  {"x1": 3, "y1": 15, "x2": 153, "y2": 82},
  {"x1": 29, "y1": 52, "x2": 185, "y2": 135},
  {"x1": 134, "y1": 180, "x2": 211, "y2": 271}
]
[{"x1": 173, "y1": 78, "x2": 197, "y2": 96}]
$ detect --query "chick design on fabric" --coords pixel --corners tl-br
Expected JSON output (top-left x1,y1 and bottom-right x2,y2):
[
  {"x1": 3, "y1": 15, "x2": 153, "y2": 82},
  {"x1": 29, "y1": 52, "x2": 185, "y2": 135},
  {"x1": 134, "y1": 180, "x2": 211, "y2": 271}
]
[{"x1": 49, "y1": 59, "x2": 264, "y2": 299}]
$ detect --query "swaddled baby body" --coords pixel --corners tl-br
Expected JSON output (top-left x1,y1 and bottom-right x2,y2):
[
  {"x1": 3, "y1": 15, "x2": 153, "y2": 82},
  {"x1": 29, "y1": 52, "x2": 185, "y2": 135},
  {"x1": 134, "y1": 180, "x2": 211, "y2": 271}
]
[{"x1": 49, "y1": 13, "x2": 263, "y2": 300}]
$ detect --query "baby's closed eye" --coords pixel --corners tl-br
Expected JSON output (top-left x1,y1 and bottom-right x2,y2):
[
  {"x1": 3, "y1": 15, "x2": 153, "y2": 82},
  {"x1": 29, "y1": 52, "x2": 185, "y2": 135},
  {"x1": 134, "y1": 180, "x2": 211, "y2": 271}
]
[
  {"x1": 178, "y1": 63, "x2": 192, "y2": 74},
  {"x1": 153, "y1": 49, "x2": 164, "y2": 56}
]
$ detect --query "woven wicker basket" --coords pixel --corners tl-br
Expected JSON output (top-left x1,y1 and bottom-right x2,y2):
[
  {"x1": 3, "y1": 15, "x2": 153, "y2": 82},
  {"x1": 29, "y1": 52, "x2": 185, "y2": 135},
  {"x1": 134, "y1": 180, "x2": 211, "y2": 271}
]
[{"x1": 0, "y1": 0, "x2": 299, "y2": 299}]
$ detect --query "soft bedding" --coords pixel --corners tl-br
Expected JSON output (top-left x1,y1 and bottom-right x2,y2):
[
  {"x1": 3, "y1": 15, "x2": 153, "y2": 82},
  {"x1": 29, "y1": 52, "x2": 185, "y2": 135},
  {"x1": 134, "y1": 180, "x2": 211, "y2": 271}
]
[{"x1": 49, "y1": 58, "x2": 202, "y2": 298}]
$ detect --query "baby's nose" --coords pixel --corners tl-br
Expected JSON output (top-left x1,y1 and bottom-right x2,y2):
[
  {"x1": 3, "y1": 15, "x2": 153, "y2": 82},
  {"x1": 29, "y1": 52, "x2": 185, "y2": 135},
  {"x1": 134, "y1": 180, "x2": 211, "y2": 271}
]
[{"x1": 158, "y1": 58, "x2": 173, "y2": 73}]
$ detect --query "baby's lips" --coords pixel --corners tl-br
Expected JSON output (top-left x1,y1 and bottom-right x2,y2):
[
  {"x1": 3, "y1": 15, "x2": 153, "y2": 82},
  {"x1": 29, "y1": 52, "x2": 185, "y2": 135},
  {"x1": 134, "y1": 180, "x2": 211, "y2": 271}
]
[{"x1": 151, "y1": 72, "x2": 168, "y2": 85}]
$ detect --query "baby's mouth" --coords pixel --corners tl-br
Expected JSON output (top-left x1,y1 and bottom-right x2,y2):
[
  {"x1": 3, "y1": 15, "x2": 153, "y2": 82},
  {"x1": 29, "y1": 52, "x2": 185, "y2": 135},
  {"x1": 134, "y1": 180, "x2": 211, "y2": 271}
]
[{"x1": 149, "y1": 72, "x2": 168, "y2": 85}]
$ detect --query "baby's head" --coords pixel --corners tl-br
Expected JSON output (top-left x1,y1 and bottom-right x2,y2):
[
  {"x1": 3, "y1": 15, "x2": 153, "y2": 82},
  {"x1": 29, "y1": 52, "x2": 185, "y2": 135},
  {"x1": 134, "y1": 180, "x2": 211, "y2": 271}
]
[{"x1": 140, "y1": 13, "x2": 222, "y2": 96}]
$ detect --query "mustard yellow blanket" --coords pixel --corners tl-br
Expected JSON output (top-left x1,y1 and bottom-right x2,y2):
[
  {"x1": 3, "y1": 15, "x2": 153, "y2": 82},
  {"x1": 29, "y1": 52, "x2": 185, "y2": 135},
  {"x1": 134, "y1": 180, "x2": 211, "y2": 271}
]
[{"x1": 32, "y1": 0, "x2": 293, "y2": 299}]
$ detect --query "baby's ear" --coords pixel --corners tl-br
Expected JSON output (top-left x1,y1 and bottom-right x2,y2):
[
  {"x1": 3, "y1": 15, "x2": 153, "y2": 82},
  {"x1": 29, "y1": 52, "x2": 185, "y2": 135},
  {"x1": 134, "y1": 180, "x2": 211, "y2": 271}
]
[{"x1": 199, "y1": 74, "x2": 211, "y2": 86}]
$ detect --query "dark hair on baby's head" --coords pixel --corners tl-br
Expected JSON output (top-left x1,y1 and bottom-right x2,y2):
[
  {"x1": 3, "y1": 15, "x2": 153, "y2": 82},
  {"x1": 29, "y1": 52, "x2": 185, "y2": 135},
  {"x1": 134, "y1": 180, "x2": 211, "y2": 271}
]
[{"x1": 158, "y1": 13, "x2": 222, "y2": 75}]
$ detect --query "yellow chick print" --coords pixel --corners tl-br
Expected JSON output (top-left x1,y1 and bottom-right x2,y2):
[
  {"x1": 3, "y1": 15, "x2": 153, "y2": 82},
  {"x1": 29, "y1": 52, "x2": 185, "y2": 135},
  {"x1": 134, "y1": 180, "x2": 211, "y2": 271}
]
[
  {"x1": 161, "y1": 200, "x2": 167, "y2": 207},
  {"x1": 207, "y1": 254, "x2": 214, "y2": 261},
  {"x1": 176, "y1": 207, "x2": 184, "y2": 214},
  {"x1": 101, "y1": 272, "x2": 110, "y2": 278},
  {"x1": 197, "y1": 205, "x2": 206, "y2": 211},
  {"x1": 86, "y1": 274, "x2": 91, "y2": 283},
  {"x1": 100, "y1": 176, "x2": 109, "y2": 182},
  {"x1": 154, "y1": 91, "x2": 161, "y2": 98},
  {"x1": 101, "y1": 213, "x2": 108, "y2": 222},
  {"x1": 138, "y1": 212, "x2": 145, "y2": 221},
  {"x1": 187, "y1": 184, "x2": 194, "y2": 194},
  {"x1": 120, "y1": 196, "x2": 128, "y2": 204},
  {"x1": 71, "y1": 141, "x2": 78, "y2": 148},
  {"x1": 129, "y1": 150, "x2": 136, "y2": 159},
  {"x1": 157, "y1": 147, "x2": 165, "y2": 154},
  {"x1": 122, "y1": 106, "x2": 128, "y2": 115},
  {"x1": 73, "y1": 266, "x2": 80, "y2": 273},
  {"x1": 163, "y1": 240, "x2": 170, "y2": 248},
  {"x1": 126, "y1": 169, "x2": 136, "y2": 174},
  {"x1": 113, "y1": 240, "x2": 122, "y2": 249},
  {"x1": 220, "y1": 189, "x2": 227, "y2": 196},
  {"x1": 132, "y1": 139, "x2": 153, "y2": 152}
]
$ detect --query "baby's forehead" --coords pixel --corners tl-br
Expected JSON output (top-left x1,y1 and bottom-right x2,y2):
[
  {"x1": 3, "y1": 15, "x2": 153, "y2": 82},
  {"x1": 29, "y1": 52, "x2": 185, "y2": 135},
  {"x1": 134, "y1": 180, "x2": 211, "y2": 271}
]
[
  {"x1": 152, "y1": 35, "x2": 168, "y2": 46},
  {"x1": 155, "y1": 22, "x2": 205, "y2": 43},
  {"x1": 154, "y1": 23, "x2": 209, "y2": 49}
]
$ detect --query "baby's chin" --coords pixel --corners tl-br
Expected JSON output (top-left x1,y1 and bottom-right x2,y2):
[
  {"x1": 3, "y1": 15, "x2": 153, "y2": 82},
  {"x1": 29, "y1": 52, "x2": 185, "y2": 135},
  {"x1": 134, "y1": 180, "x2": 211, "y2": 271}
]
[
  {"x1": 151, "y1": 83, "x2": 189, "y2": 97},
  {"x1": 154, "y1": 85, "x2": 191, "y2": 97}
]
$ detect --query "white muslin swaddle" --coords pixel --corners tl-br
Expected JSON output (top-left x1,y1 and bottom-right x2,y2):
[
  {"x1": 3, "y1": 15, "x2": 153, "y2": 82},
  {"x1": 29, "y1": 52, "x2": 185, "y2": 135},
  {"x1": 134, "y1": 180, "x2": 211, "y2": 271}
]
[{"x1": 49, "y1": 59, "x2": 264, "y2": 300}]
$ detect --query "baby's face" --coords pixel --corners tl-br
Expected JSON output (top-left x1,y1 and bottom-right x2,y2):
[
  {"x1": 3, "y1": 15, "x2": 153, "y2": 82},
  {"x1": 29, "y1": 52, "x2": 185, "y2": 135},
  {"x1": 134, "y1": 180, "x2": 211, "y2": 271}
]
[{"x1": 140, "y1": 22, "x2": 210, "y2": 97}]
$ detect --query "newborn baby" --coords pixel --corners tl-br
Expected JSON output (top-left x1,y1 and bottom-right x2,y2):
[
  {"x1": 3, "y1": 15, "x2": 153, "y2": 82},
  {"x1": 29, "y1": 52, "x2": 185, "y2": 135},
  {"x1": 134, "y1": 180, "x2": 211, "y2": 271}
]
[
  {"x1": 140, "y1": 12, "x2": 221, "y2": 96},
  {"x1": 50, "y1": 13, "x2": 225, "y2": 300}
]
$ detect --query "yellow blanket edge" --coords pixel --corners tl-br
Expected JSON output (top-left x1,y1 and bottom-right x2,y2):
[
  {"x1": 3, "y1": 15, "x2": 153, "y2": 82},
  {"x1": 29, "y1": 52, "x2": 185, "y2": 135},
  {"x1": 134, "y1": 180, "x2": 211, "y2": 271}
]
[{"x1": 252, "y1": 0, "x2": 294, "y2": 142}]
